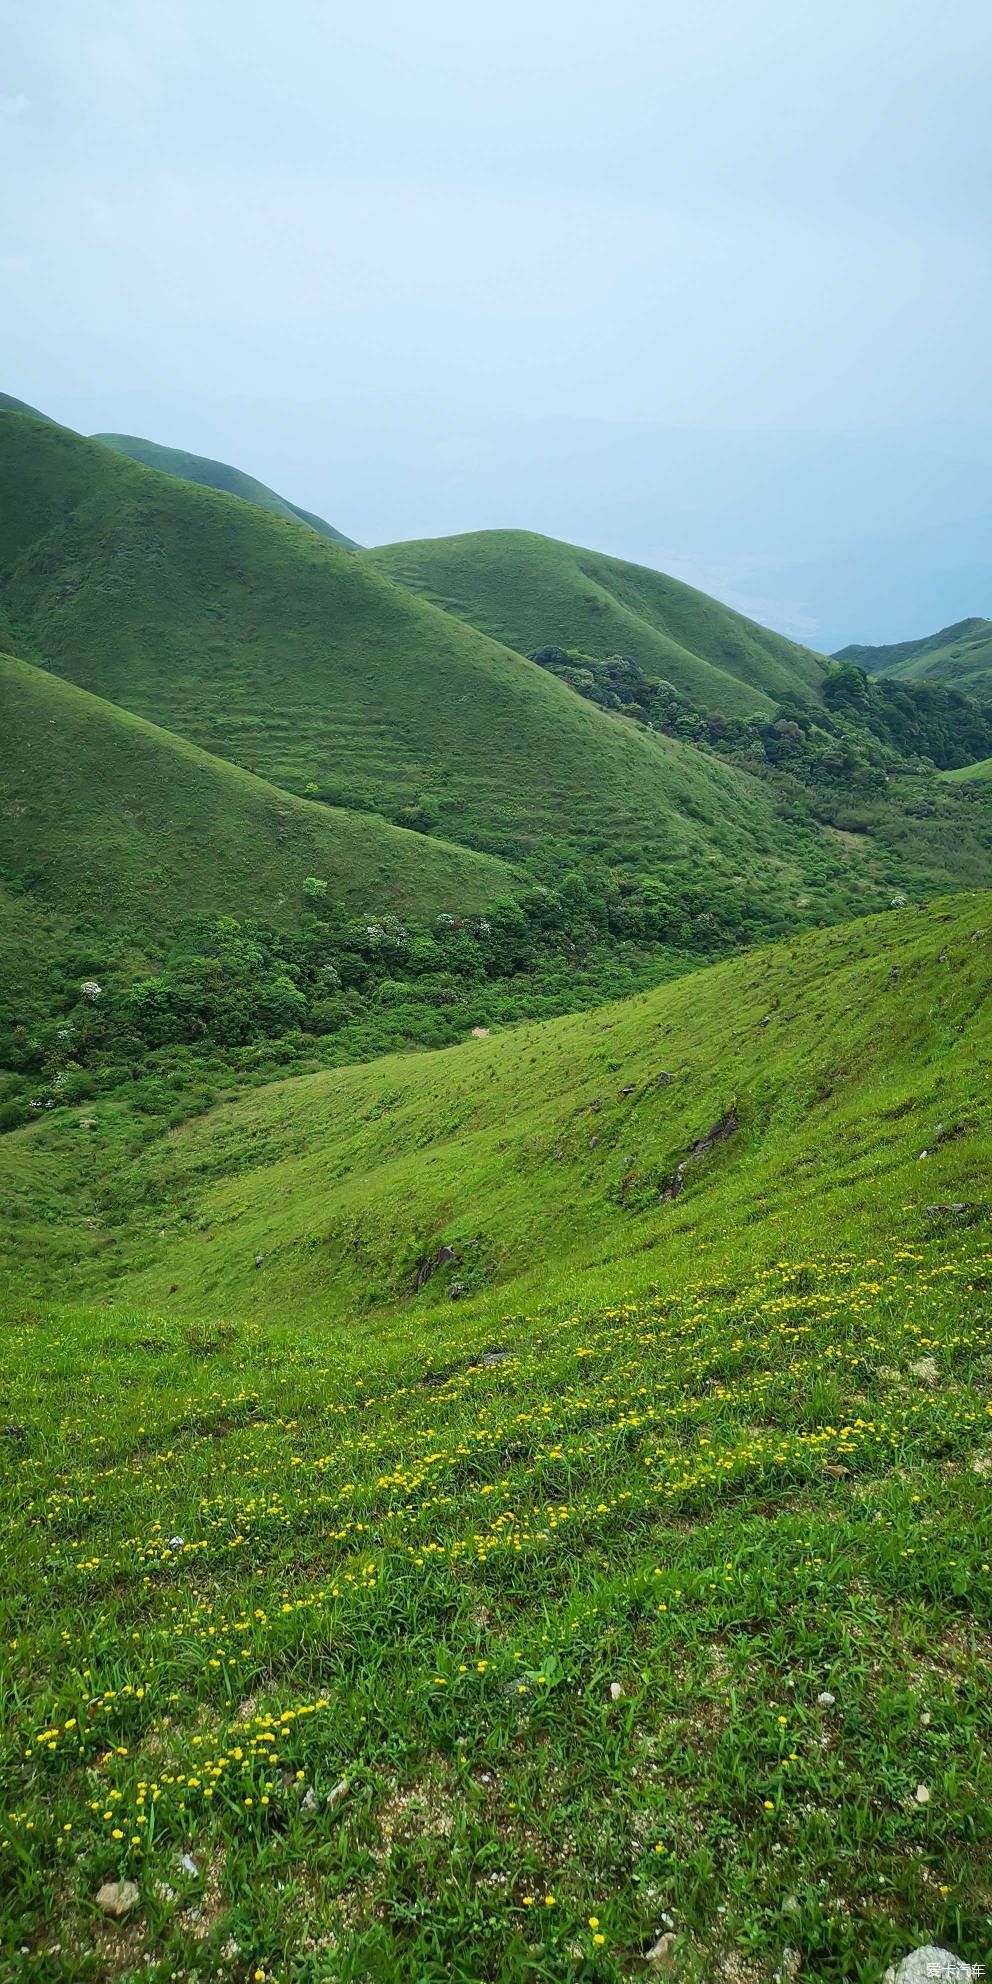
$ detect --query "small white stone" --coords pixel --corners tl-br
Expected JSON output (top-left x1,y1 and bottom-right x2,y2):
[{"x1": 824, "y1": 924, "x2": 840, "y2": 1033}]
[
  {"x1": 95, "y1": 1879, "x2": 140, "y2": 1919},
  {"x1": 646, "y1": 1931, "x2": 677, "y2": 1968},
  {"x1": 817, "y1": 1691, "x2": 835, "y2": 1707}
]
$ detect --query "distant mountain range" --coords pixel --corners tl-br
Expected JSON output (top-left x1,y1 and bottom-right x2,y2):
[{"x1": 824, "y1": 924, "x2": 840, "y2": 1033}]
[
  {"x1": 835, "y1": 617, "x2": 992, "y2": 697},
  {"x1": 2, "y1": 396, "x2": 879, "y2": 985},
  {"x1": 3, "y1": 387, "x2": 992, "y2": 1009}
]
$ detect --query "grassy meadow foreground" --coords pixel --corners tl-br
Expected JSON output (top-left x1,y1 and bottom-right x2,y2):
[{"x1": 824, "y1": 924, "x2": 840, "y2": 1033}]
[{"x1": 2, "y1": 900, "x2": 991, "y2": 1981}]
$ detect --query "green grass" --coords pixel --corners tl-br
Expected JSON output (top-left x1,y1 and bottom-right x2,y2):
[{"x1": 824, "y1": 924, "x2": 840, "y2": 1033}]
[
  {"x1": 837, "y1": 619, "x2": 992, "y2": 698},
  {"x1": 94, "y1": 432, "x2": 358, "y2": 548},
  {"x1": 367, "y1": 530, "x2": 830, "y2": 717},
  {"x1": 0, "y1": 650, "x2": 510, "y2": 991},
  {"x1": 942, "y1": 756, "x2": 992, "y2": 784},
  {"x1": 2, "y1": 897, "x2": 991, "y2": 1979}
]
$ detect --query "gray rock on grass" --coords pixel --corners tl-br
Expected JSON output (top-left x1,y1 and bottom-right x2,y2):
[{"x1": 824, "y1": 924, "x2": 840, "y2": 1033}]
[
  {"x1": 95, "y1": 1880, "x2": 140, "y2": 1918},
  {"x1": 646, "y1": 1930, "x2": 678, "y2": 1968},
  {"x1": 883, "y1": 1949, "x2": 974, "y2": 1984}
]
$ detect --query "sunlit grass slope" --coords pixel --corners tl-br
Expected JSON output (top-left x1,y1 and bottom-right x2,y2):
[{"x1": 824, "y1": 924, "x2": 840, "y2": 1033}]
[
  {"x1": 94, "y1": 431, "x2": 358, "y2": 547},
  {"x1": 0, "y1": 651, "x2": 510, "y2": 958},
  {"x1": 942, "y1": 756, "x2": 992, "y2": 783},
  {"x1": 2, "y1": 1153, "x2": 991, "y2": 1973},
  {"x1": 367, "y1": 529, "x2": 830, "y2": 716},
  {"x1": 838, "y1": 618, "x2": 992, "y2": 697},
  {"x1": 0, "y1": 413, "x2": 839, "y2": 888},
  {"x1": 8, "y1": 896, "x2": 988, "y2": 1321}
]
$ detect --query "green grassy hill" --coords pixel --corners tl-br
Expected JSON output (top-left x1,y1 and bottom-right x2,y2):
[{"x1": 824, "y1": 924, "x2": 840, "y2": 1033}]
[
  {"x1": 94, "y1": 431, "x2": 359, "y2": 547},
  {"x1": 10, "y1": 894, "x2": 988, "y2": 1319},
  {"x1": 367, "y1": 529, "x2": 830, "y2": 716},
  {"x1": 0, "y1": 649, "x2": 509, "y2": 981},
  {"x1": 836, "y1": 618, "x2": 992, "y2": 696},
  {"x1": 0, "y1": 410, "x2": 859, "y2": 911},
  {"x1": 943, "y1": 754, "x2": 992, "y2": 783},
  {"x1": 2, "y1": 899, "x2": 991, "y2": 1980},
  {"x1": 0, "y1": 390, "x2": 53, "y2": 422}
]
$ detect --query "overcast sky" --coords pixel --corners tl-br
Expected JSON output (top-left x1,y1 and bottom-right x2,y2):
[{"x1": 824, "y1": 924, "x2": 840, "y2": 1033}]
[{"x1": 3, "y1": 0, "x2": 989, "y2": 650}]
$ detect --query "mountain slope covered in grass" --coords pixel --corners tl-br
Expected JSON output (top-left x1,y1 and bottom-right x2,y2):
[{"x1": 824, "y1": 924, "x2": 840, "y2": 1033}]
[
  {"x1": 3, "y1": 901, "x2": 991, "y2": 1981},
  {"x1": 0, "y1": 390, "x2": 53, "y2": 422},
  {"x1": 11, "y1": 894, "x2": 987, "y2": 1318},
  {"x1": 0, "y1": 649, "x2": 509, "y2": 974},
  {"x1": 0, "y1": 410, "x2": 857, "y2": 911},
  {"x1": 95, "y1": 430, "x2": 358, "y2": 547},
  {"x1": 367, "y1": 529, "x2": 830, "y2": 716},
  {"x1": 836, "y1": 617, "x2": 992, "y2": 695}
]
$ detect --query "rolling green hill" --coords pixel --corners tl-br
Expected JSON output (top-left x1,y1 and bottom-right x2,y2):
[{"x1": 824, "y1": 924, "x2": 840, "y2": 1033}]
[
  {"x1": 0, "y1": 410, "x2": 860, "y2": 914},
  {"x1": 367, "y1": 529, "x2": 830, "y2": 716},
  {"x1": 10, "y1": 893, "x2": 987, "y2": 1320},
  {"x1": 0, "y1": 649, "x2": 510, "y2": 985},
  {"x1": 836, "y1": 618, "x2": 992, "y2": 695},
  {"x1": 94, "y1": 430, "x2": 359, "y2": 547}
]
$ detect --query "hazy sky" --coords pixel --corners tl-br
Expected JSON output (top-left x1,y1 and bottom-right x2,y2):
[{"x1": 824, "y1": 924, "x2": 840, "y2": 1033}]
[{"x1": 3, "y1": 0, "x2": 990, "y2": 650}]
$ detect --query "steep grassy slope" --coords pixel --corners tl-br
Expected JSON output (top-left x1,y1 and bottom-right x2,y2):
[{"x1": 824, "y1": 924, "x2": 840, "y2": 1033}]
[
  {"x1": 0, "y1": 651, "x2": 509, "y2": 956},
  {"x1": 95, "y1": 431, "x2": 358, "y2": 546},
  {"x1": 837, "y1": 618, "x2": 992, "y2": 695},
  {"x1": 367, "y1": 530, "x2": 830, "y2": 716},
  {"x1": 2, "y1": 904, "x2": 991, "y2": 1982},
  {"x1": 8, "y1": 895, "x2": 988, "y2": 1317},
  {"x1": 0, "y1": 412, "x2": 855, "y2": 905}
]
